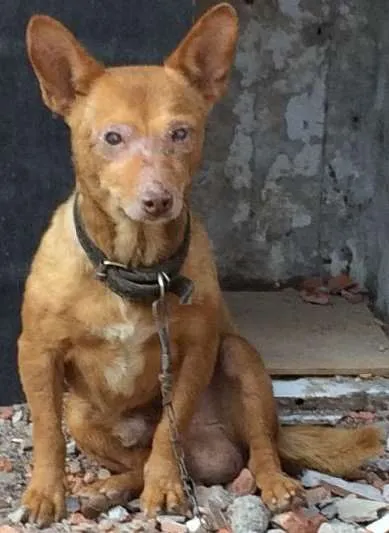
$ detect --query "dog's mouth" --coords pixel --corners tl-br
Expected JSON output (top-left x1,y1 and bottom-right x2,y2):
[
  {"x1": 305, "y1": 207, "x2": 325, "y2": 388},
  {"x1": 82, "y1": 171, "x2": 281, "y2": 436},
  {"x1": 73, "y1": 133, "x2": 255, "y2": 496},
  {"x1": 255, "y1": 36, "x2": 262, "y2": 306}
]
[{"x1": 136, "y1": 210, "x2": 177, "y2": 224}]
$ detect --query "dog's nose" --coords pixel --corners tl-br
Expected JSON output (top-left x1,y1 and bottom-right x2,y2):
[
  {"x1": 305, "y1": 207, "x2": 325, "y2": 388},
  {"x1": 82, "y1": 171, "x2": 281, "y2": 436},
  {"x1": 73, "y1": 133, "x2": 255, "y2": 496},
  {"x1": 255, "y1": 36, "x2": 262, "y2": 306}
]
[{"x1": 141, "y1": 189, "x2": 173, "y2": 217}]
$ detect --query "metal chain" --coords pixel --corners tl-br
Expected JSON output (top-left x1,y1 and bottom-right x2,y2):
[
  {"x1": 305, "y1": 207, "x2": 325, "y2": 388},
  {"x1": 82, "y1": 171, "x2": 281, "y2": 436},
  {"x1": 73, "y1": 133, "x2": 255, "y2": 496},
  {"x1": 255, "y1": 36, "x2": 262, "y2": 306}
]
[
  {"x1": 152, "y1": 5, "x2": 210, "y2": 529},
  {"x1": 152, "y1": 273, "x2": 213, "y2": 532}
]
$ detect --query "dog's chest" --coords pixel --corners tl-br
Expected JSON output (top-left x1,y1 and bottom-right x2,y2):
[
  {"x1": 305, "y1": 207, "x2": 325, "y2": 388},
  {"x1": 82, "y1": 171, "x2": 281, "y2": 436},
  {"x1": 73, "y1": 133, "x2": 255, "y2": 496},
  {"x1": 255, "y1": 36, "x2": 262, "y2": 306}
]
[
  {"x1": 95, "y1": 306, "x2": 157, "y2": 396},
  {"x1": 100, "y1": 322, "x2": 138, "y2": 343}
]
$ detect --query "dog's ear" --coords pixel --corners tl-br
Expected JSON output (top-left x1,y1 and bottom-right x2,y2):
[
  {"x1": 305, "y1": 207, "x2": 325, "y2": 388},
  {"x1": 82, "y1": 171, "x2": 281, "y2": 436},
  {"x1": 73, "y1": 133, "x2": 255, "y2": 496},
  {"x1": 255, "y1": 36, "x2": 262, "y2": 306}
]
[
  {"x1": 165, "y1": 3, "x2": 238, "y2": 103},
  {"x1": 26, "y1": 15, "x2": 104, "y2": 116}
]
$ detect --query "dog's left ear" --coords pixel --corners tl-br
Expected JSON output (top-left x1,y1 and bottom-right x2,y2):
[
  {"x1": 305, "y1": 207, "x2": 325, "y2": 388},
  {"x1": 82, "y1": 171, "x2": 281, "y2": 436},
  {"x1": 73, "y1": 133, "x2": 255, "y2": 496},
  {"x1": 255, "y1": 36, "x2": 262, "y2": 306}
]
[
  {"x1": 26, "y1": 15, "x2": 104, "y2": 116},
  {"x1": 165, "y1": 3, "x2": 238, "y2": 103}
]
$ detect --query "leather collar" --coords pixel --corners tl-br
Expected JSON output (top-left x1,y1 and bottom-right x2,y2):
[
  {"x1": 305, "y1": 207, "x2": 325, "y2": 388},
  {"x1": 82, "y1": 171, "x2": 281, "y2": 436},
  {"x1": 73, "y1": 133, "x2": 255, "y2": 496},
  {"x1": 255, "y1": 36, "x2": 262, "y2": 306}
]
[{"x1": 73, "y1": 194, "x2": 193, "y2": 303}]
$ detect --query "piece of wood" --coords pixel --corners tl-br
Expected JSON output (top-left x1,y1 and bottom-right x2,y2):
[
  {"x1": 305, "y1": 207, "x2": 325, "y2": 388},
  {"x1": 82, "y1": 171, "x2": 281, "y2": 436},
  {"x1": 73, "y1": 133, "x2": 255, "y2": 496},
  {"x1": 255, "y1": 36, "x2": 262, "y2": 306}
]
[{"x1": 224, "y1": 289, "x2": 389, "y2": 376}]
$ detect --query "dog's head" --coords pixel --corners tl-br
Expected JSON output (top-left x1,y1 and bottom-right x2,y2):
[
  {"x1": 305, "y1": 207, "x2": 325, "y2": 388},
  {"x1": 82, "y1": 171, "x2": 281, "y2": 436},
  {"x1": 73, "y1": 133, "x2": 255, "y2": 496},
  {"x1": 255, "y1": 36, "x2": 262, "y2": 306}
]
[{"x1": 26, "y1": 4, "x2": 238, "y2": 224}]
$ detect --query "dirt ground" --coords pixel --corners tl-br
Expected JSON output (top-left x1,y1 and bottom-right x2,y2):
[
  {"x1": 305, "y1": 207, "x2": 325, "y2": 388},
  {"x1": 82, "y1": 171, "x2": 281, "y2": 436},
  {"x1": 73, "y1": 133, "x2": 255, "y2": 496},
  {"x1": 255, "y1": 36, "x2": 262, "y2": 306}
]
[{"x1": 0, "y1": 403, "x2": 388, "y2": 533}]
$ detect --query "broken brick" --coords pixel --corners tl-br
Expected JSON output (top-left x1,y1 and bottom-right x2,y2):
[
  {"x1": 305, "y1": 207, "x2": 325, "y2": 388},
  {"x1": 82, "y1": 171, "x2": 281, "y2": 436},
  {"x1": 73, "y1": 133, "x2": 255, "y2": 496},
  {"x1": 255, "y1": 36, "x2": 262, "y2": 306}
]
[
  {"x1": 0, "y1": 407, "x2": 13, "y2": 420},
  {"x1": 0, "y1": 457, "x2": 12, "y2": 473},
  {"x1": 272, "y1": 509, "x2": 326, "y2": 533},
  {"x1": 68, "y1": 511, "x2": 96, "y2": 526},
  {"x1": 228, "y1": 468, "x2": 256, "y2": 496},
  {"x1": 346, "y1": 411, "x2": 376, "y2": 423},
  {"x1": 327, "y1": 274, "x2": 354, "y2": 294},
  {"x1": 340, "y1": 289, "x2": 364, "y2": 304},
  {"x1": 300, "y1": 288, "x2": 330, "y2": 305}
]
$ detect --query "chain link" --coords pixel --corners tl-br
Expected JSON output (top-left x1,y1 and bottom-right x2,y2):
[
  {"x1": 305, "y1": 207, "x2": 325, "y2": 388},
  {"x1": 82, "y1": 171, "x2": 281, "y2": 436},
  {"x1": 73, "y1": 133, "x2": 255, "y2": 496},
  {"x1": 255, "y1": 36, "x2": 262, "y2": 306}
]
[{"x1": 152, "y1": 273, "x2": 213, "y2": 532}]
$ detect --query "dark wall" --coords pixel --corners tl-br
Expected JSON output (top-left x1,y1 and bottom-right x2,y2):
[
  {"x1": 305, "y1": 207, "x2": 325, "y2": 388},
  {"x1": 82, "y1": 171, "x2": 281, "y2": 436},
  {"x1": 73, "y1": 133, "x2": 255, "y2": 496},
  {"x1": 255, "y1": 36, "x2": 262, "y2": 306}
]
[{"x1": 0, "y1": 0, "x2": 193, "y2": 405}]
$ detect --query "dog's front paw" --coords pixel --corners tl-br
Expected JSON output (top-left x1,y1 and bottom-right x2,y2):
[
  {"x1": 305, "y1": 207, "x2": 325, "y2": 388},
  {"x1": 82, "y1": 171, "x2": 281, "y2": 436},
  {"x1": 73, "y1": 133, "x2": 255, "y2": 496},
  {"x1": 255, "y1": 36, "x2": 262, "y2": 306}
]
[
  {"x1": 78, "y1": 474, "x2": 135, "y2": 518},
  {"x1": 21, "y1": 475, "x2": 66, "y2": 527},
  {"x1": 141, "y1": 455, "x2": 186, "y2": 517},
  {"x1": 258, "y1": 472, "x2": 303, "y2": 513}
]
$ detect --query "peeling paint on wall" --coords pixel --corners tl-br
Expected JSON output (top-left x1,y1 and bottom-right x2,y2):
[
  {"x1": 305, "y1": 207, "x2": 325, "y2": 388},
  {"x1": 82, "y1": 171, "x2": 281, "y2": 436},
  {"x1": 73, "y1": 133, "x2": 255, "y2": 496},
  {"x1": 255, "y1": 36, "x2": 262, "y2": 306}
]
[
  {"x1": 285, "y1": 78, "x2": 326, "y2": 142},
  {"x1": 194, "y1": 0, "x2": 389, "y2": 310},
  {"x1": 225, "y1": 93, "x2": 255, "y2": 190},
  {"x1": 293, "y1": 144, "x2": 321, "y2": 177}
]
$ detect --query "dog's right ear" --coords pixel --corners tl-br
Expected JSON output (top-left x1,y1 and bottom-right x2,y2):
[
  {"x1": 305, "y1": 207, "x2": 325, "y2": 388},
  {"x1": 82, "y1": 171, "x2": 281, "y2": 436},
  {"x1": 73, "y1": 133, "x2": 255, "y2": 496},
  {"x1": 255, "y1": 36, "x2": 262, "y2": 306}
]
[
  {"x1": 165, "y1": 3, "x2": 238, "y2": 104},
  {"x1": 26, "y1": 15, "x2": 104, "y2": 116}
]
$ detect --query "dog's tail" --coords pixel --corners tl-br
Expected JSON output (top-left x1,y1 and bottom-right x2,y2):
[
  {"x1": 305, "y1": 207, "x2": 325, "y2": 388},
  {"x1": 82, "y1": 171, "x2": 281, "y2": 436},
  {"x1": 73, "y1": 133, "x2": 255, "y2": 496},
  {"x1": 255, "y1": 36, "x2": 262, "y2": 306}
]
[{"x1": 277, "y1": 425, "x2": 383, "y2": 477}]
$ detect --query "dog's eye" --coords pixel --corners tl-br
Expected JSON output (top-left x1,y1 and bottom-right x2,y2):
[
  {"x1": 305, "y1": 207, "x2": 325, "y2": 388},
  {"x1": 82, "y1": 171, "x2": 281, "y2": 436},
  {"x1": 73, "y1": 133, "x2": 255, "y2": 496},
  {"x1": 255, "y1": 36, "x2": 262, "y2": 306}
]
[
  {"x1": 104, "y1": 131, "x2": 123, "y2": 146},
  {"x1": 170, "y1": 127, "x2": 189, "y2": 143}
]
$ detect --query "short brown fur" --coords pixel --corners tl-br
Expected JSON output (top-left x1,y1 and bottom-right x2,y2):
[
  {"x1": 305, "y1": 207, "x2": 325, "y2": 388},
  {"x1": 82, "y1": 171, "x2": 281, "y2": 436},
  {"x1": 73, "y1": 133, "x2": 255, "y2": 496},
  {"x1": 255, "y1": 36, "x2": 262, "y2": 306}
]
[{"x1": 19, "y1": 4, "x2": 382, "y2": 527}]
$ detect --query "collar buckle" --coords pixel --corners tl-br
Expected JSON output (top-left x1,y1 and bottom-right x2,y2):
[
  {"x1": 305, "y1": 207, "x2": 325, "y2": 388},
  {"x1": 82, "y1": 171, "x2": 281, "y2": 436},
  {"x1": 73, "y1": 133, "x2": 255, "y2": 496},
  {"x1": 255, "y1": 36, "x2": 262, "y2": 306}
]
[{"x1": 95, "y1": 259, "x2": 128, "y2": 279}]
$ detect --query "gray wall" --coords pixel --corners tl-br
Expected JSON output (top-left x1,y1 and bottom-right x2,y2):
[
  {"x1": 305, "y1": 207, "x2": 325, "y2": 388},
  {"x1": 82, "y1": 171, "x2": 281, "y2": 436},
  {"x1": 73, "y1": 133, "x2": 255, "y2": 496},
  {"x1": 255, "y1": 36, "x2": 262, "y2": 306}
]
[{"x1": 194, "y1": 0, "x2": 389, "y2": 314}]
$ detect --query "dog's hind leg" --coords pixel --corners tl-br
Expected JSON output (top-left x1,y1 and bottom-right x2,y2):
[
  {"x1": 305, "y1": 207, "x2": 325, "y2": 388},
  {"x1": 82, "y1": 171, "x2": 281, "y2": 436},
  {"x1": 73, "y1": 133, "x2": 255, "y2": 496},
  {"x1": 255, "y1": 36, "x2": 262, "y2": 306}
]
[
  {"x1": 218, "y1": 334, "x2": 303, "y2": 512},
  {"x1": 65, "y1": 395, "x2": 150, "y2": 514}
]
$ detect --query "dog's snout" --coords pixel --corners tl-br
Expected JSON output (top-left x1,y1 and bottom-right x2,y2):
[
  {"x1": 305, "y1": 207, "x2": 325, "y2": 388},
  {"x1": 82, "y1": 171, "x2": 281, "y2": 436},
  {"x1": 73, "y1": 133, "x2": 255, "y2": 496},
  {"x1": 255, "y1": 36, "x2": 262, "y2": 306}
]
[{"x1": 141, "y1": 189, "x2": 173, "y2": 217}]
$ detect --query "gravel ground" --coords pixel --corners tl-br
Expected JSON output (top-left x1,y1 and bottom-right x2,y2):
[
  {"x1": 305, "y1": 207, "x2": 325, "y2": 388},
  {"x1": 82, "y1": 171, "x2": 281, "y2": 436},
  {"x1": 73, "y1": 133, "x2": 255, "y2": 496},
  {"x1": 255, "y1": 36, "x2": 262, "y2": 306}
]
[{"x1": 0, "y1": 404, "x2": 388, "y2": 533}]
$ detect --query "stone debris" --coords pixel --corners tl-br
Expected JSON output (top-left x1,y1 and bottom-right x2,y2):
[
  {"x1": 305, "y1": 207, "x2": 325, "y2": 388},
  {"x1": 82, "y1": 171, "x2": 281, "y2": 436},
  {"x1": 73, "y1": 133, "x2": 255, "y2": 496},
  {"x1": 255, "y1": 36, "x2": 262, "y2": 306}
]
[
  {"x1": 367, "y1": 512, "x2": 389, "y2": 533},
  {"x1": 157, "y1": 515, "x2": 187, "y2": 525},
  {"x1": 196, "y1": 485, "x2": 234, "y2": 510},
  {"x1": 127, "y1": 499, "x2": 141, "y2": 513},
  {"x1": 7, "y1": 506, "x2": 28, "y2": 524},
  {"x1": 301, "y1": 470, "x2": 385, "y2": 501},
  {"x1": 66, "y1": 440, "x2": 77, "y2": 456},
  {"x1": 305, "y1": 487, "x2": 333, "y2": 508},
  {"x1": 68, "y1": 459, "x2": 82, "y2": 475},
  {"x1": 0, "y1": 402, "x2": 387, "y2": 533},
  {"x1": 186, "y1": 517, "x2": 206, "y2": 532},
  {"x1": 20, "y1": 437, "x2": 32, "y2": 453},
  {"x1": 0, "y1": 526, "x2": 20, "y2": 533},
  {"x1": 107, "y1": 505, "x2": 131, "y2": 522},
  {"x1": 319, "y1": 501, "x2": 339, "y2": 520},
  {"x1": 318, "y1": 523, "x2": 365, "y2": 533},
  {"x1": 98, "y1": 518, "x2": 116, "y2": 531},
  {"x1": 83, "y1": 471, "x2": 97, "y2": 484},
  {"x1": 272, "y1": 508, "x2": 326, "y2": 533},
  {"x1": 365, "y1": 471, "x2": 386, "y2": 490},
  {"x1": 227, "y1": 468, "x2": 257, "y2": 496},
  {"x1": 228, "y1": 496, "x2": 270, "y2": 533},
  {"x1": 66, "y1": 496, "x2": 82, "y2": 514},
  {"x1": 10, "y1": 438, "x2": 31, "y2": 455},
  {"x1": 335, "y1": 494, "x2": 388, "y2": 523},
  {"x1": 158, "y1": 516, "x2": 188, "y2": 533},
  {"x1": 11, "y1": 410, "x2": 23, "y2": 426},
  {"x1": 97, "y1": 468, "x2": 112, "y2": 480}
]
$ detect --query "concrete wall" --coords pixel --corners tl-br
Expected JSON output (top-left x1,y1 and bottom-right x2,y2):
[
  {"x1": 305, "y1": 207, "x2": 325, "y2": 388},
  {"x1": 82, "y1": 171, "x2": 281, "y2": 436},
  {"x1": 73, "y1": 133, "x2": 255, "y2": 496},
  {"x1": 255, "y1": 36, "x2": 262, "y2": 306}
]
[
  {"x1": 370, "y1": 4, "x2": 389, "y2": 318},
  {"x1": 194, "y1": 0, "x2": 389, "y2": 311}
]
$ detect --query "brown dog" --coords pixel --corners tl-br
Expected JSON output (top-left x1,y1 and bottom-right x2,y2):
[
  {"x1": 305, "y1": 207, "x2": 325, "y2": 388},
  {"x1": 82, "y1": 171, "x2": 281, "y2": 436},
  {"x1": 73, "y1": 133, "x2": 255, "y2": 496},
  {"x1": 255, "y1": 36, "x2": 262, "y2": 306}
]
[{"x1": 19, "y1": 3, "x2": 382, "y2": 527}]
